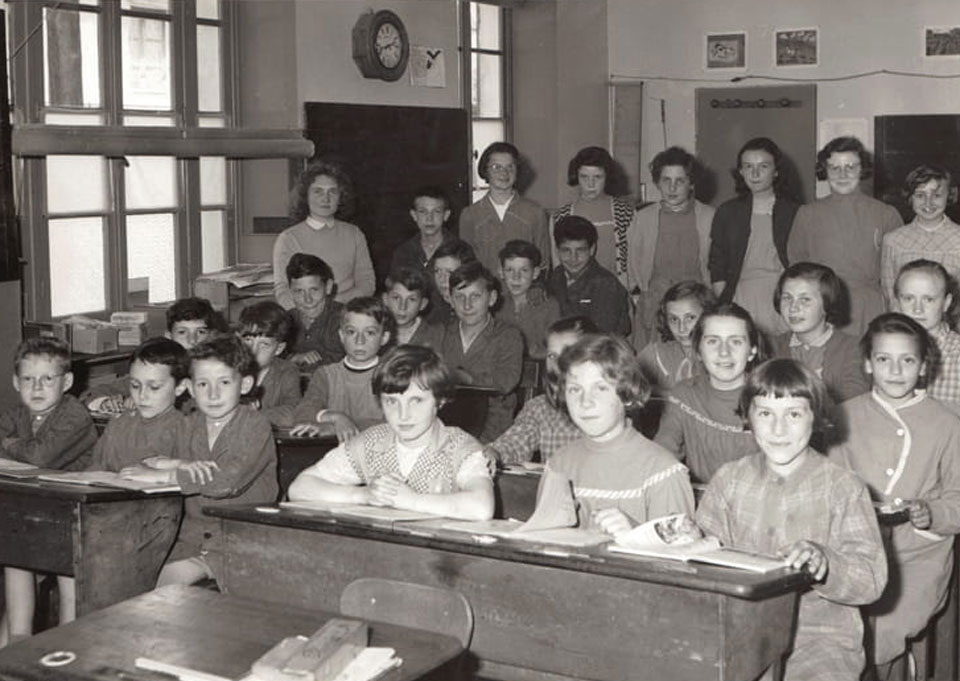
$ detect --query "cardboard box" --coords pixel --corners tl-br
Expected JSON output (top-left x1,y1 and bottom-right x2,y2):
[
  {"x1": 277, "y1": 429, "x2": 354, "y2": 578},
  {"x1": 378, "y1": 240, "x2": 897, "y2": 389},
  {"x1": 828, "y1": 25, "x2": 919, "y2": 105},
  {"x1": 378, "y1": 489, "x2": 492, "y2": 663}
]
[
  {"x1": 110, "y1": 312, "x2": 149, "y2": 346},
  {"x1": 71, "y1": 326, "x2": 119, "y2": 355}
]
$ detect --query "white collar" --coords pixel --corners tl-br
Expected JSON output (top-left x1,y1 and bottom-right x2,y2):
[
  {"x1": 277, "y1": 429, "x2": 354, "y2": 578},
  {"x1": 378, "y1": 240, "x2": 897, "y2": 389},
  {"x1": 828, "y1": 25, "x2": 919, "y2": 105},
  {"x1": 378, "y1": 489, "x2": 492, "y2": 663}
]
[{"x1": 306, "y1": 215, "x2": 335, "y2": 231}]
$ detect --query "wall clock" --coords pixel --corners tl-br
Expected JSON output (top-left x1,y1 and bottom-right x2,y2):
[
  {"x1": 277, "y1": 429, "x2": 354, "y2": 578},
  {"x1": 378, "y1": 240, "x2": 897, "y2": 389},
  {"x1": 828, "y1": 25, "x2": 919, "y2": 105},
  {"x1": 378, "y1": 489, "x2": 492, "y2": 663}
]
[{"x1": 352, "y1": 9, "x2": 410, "y2": 82}]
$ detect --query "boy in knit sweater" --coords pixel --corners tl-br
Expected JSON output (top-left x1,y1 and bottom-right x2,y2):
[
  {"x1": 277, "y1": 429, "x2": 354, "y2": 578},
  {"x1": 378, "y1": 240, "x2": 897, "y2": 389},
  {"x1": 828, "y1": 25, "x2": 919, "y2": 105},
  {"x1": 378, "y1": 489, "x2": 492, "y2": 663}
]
[
  {"x1": 292, "y1": 297, "x2": 394, "y2": 442},
  {"x1": 284, "y1": 253, "x2": 346, "y2": 368},
  {"x1": 496, "y1": 239, "x2": 560, "y2": 359}
]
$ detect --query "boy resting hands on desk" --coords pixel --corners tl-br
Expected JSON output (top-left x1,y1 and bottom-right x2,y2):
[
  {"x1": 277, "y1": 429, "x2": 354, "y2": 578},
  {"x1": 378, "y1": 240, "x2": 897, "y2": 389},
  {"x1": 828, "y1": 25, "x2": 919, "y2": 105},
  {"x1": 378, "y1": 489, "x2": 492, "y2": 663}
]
[
  {"x1": 1, "y1": 337, "x2": 97, "y2": 646},
  {"x1": 288, "y1": 345, "x2": 494, "y2": 521},
  {"x1": 124, "y1": 335, "x2": 277, "y2": 587}
]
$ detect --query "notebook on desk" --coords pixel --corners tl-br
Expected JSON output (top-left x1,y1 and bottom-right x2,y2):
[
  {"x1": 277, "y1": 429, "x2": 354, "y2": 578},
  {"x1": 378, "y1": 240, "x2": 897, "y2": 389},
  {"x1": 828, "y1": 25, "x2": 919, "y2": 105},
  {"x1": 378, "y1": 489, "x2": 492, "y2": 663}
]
[
  {"x1": 280, "y1": 500, "x2": 440, "y2": 523},
  {"x1": 0, "y1": 458, "x2": 59, "y2": 479},
  {"x1": 35, "y1": 470, "x2": 181, "y2": 494}
]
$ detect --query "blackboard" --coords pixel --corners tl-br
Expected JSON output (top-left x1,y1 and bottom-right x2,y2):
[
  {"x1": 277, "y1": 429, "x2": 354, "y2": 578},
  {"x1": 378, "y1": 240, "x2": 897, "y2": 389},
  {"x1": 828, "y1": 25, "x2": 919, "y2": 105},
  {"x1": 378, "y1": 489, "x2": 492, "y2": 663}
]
[{"x1": 303, "y1": 102, "x2": 470, "y2": 286}]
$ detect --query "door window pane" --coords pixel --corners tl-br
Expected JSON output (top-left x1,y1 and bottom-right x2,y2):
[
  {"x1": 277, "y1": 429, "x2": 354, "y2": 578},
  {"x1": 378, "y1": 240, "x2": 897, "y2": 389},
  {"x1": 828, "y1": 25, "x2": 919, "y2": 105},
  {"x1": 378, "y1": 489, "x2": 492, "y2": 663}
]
[
  {"x1": 125, "y1": 156, "x2": 177, "y2": 210},
  {"x1": 200, "y1": 157, "x2": 226, "y2": 206},
  {"x1": 44, "y1": 111, "x2": 105, "y2": 126},
  {"x1": 198, "y1": 116, "x2": 226, "y2": 128},
  {"x1": 201, "y1": 210, "x2": 226, "y2": 274},
  {"x1": 122, "y1": 16, "x2": 172, "y2": 110},
  {"x1": 196, "y1": 0, "x2": 220, "y2": 20},
  {"x1": 126, "y1": 213, "x2": 176, "y2": 304},
  {"x1": 46, "y1": 155, "x2": 107, "y2": 214},
  {"x1": 472, "y1": 53, "x2": 502, "y2": 118},
  {"x1": 197, "y1": 25, "x2": 222, "y2": 112},
  {"x1": 470, "y1": 119, "x2": 505, "y2": 194},
  {"x1": 470, "y1": 3, "x2": 500, "y2": 50},
  {"x1": 121, "y1": 0, "x2": 170, "y2": 12},
  {"x1": 43, "y1": 8, "x2": 100, "y2": 108},
  {"x1": 122, "y1": 113, "x2": 176, "y2": 126},
  {"x1": 49, "y1": 217, "x2": 105, "y2": 316}
]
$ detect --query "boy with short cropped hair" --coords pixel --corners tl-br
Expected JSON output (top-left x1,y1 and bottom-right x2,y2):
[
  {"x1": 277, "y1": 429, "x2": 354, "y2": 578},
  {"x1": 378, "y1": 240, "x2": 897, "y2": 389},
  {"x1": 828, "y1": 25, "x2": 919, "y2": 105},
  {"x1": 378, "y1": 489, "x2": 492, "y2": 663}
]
[
  {"x1": 292, "y1": 297, "x2": 394, "y2": 441},
  {"x1": 285, "y1": 252, "x2": 346, "y2": 368},
  {"x1": 547, "y1": 215, "x2": 631, "y2": 337},
  {"x1": 383, "y1": 267, "x2": 443, "y2": 348},
  {"x1": 439, "y1": 261, "x2": 524, "y2": 442},
  {"x1": 497, "y1": 239, "x2": 560, "y2": 359},
  {"x1": 391, "y1": 186, "x2": 455, "y2": 276},
  {"x1": 239, "y1": 301, "x2": 301, "y2": 429},
  {"x1": 89, "y1": 337, "x2": 189, "y2": 473},
  {"x1": 1, "y1": 337, "x2": 98, "y2": 644},
  {"x1": 83, "y1": 296, "x2": 225, "y2": 413},
  {"x1": 123, "y1": 335, "x2": 278, "y2": 587}
]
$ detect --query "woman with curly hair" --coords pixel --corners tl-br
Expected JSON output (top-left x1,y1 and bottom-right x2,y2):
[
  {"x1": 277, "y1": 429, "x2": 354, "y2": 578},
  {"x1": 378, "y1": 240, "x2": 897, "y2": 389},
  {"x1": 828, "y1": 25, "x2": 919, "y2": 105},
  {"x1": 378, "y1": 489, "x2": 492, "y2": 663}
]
[
  {"x1": 788, "y1": 136, "x2": 902, "y2": 335},
  {"x1": 272, "y1": 159, "x2": 375, "y2": 308}
]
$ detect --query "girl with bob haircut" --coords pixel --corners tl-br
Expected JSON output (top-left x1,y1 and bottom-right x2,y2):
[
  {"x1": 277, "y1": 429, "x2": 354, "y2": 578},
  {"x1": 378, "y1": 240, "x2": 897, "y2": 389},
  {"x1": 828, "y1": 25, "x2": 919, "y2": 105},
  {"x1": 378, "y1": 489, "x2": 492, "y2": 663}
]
[
  {"x1": 697, "y1": 357, "x2": 886, "y2": 681},
  {"x1": 655, "y1": 303, "x2": 765, "y2": 483},
  {"x1": 554, "y1": 145, "x2": 635, "y2": 285},
  {"x1": 287, "y1": 345, "x2": 494, "y2": 521},
  {"x1": 831, "y1": 312, "x2": 960, "y2": 674},
  {"x1": 637, "y1": 280, "x2": 716, "y2": 391},
  {"x1": 769, "y1": 262, "x2": 869, "y2": 403},
  {"x1": 789, "y1": 136, "x2": 902, "y2": 336},
  {"x1": 882, "y1": 163, "x2": 960, "y2": 304},
  {"x1": 273, "y1": 159, "x2": 375, "y2": 308},
  {"x1": 459, "y1": 141, "x2": 550, "y2": 274},
  {"x1": 530, "y1": 333, "x2": 694, "y2": 536},
  {"x1": 708, "y1": 137, "x2": 800, "y2": 336}
]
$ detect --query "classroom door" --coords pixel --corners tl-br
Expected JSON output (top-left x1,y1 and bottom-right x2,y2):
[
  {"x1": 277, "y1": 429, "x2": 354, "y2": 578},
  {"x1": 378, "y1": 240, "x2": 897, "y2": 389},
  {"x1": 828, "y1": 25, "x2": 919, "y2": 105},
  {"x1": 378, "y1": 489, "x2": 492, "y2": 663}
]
[
  {"x1": 695, "y1": 84, "x2": 817, "y2": 205},
  {"x1": 303, "y1": 102, "x2": 470, "y2": 285}
]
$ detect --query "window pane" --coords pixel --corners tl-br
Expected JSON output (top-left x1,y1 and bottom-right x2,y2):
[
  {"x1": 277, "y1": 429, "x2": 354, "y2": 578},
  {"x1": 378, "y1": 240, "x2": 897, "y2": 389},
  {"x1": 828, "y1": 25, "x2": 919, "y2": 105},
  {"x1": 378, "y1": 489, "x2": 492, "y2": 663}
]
[
  {"x1": 198, "y1": 115, "x2": 226, "y2": 128},
  {"x1": 49, "y1": 217, "x2": 105, "y2": 316},
  {"x1": 125, "y1": 156, "x2": 177, "y2": 210},
  {"x1": 472, "y1": 53, "x2": 502, "y2": 118},
  {"x1": 122, "y1": 113, "x2": 176, "y2": 126},
  {"x1": 201, "y1": 211, "x2": 226, "y2": 274},
  {"x1": 200, "y1": 157, "x2": 226, "y2": 206},
  {"x1": 44, "y1": 111, "x2": 105, "y2": 125},
  {"x1": 471, "y1": 119, "x2": 505, "y2": 192},
  {"x1": 122, "y1": 16, "x2": 172, "y2": 110},
  {"x1": 197, "y1": 0, "x2": 220, "y2": 21},
  {"x1": 121, "y1": 0, "x2": 170, "y2": 12},
  {"x1": 470, "y1": 3, "x2": 501, "y2": 50},
  {"x1": 43, "y1": 8, "x2": 100, "y2": 108},
  {"x1": 57, "y1": 0, "x2": 100, "y2": 6},
  {"x1": 126, "y1": 213, "x2": 176, "y2": 304},
  {"x1": 197, "y1": 25, "x2": 222, "y2": 112},
  {"x1": 46, "y1": 155, "x2": 107, "y2": 214}
]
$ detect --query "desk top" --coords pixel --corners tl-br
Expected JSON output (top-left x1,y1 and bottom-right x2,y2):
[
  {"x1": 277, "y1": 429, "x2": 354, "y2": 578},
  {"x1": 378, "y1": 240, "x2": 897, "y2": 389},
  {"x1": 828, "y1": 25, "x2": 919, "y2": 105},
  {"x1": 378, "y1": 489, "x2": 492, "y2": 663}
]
[
  {"x1": 209, "y1": 504, "x2": 808, "y2": 601},
  {"x1": 0, "y1": 586, "x2": 462, "y2": 681},
  {"x1": 0, "y1": 476, "x2": 179, "y2": 503}
]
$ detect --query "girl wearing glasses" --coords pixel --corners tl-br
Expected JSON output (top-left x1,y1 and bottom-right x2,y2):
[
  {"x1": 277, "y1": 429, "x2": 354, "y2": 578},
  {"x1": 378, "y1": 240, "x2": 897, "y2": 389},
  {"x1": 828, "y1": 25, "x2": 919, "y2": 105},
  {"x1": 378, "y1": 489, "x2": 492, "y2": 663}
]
[
  {"x1": 458, "y1": 141, "x2": 550, "y2": 275},
  {"x1": 788, "y1": 136, "x2": 903, "y2": 336}
]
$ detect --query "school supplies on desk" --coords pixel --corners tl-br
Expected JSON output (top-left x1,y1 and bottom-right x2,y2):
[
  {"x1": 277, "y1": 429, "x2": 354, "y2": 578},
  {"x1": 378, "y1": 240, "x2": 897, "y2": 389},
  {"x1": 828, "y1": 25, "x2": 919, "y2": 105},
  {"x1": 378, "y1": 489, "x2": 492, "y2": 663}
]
[
  {"x1": 36, "y1": 470, "x2": 181, "y2": 494},
  {"x1": 608, "y1": 513, "x2": 791, "y2": 573},
  {"x1": 438, "y1": 518, "x2": 611, "y2": 548},
  {"x1": 280, "y1": 499, "x2": 440, "y2": 523}
]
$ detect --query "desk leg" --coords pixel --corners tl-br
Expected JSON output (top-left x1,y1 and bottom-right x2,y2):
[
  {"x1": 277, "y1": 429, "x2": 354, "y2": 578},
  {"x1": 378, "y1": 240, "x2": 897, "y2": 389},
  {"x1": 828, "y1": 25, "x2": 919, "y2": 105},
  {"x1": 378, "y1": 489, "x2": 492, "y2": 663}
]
[{"x1": 73, "y1": 498, "x2": 182, "y2": 616}]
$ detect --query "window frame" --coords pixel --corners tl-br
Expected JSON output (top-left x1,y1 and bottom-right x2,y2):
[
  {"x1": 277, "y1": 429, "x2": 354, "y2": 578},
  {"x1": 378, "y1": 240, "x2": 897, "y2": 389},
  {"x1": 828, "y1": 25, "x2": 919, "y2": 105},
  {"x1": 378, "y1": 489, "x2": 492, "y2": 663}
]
[
  {"x1": 461, "y1": 0, "x2": 513, "y2": 197},
  {"x1": 9, "y1": 0, "x2": 240, "y2": 320}
]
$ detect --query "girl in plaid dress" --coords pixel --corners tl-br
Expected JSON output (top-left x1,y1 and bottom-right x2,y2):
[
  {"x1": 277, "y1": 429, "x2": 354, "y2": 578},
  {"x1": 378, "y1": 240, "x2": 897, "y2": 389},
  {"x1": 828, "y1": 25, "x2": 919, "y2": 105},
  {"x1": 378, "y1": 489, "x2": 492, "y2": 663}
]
[
  {"x1": 697, "y1": 359, "x2": 886, "y2": 681},
  {"x1": 287, "y1": 344, "x2": 494, "y2": 520}
]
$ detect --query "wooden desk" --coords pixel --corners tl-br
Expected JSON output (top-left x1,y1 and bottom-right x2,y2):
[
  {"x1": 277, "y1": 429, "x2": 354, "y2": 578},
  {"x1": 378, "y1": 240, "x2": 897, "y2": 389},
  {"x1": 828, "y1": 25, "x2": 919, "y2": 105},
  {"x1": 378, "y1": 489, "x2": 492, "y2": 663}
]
[
  {"x1": 0, "y1": 478, "x2": 181, "y2": 616},
  {"x1": 209, "y1": 505, "x2": 806, "y2": 681},
  {"x1": 0, "y1": 585, "x2": 463, "y2": 681}
]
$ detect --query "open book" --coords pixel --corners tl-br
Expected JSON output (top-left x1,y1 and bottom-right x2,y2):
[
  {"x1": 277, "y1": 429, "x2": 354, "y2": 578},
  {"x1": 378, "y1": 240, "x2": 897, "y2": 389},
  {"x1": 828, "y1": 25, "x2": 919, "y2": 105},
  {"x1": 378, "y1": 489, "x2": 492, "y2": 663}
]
[
  {"x1": 35, "y1": 470, "x2": 180, "y2": 494},
  {"x1": 608, "y1": 513, "x2": 790, "y2": 573},
  {"x1": 280, "y1": 499, "x2": 440, "y2": 523}
]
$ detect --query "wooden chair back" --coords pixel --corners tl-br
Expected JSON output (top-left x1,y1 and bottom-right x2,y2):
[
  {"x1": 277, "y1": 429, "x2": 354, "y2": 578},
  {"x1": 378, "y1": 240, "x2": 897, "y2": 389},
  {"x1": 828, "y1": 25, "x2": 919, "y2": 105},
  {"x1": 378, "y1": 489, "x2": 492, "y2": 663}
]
[{"x1": 340, "y1": 578, "x2": 474, "y2": 648}]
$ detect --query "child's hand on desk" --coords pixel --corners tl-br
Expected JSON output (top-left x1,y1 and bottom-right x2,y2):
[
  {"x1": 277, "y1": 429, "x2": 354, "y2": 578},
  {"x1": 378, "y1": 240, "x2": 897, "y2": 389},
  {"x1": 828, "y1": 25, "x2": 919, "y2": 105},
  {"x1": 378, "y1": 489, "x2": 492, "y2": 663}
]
[
  {"x1": 593, "y1": 508, "x2": 633, "y2": 536},
  {"x1": 141, "y1": 456, "x2": 181, "y2": 470},
  {"x1": 369, "y1": 474, "x2": 417, "y2": 508},
  {"x1": 93, "y1": 395, "x2": 135, "y2": 414},
  {"x1": 290, "y1": 351, "x2": 322, "y2": 366},
  {"x1": 908, "y1": 499, "x2": 932, "y2": 530},
  {"x1": 289, "y1": 422, "x2": 324, "y2": 437},
  {"x1": 781, "y1": 540, "x2": 828, "y2": 582},
  {"x1": 118, "y1": 465, "x2": 176, "y2": 484},
  {"x1": 321, "y1": 412, "x2": 360, "y2": 443},
  {"x1": 176, "y1": 460, "x2": 220, "y2": 484}
]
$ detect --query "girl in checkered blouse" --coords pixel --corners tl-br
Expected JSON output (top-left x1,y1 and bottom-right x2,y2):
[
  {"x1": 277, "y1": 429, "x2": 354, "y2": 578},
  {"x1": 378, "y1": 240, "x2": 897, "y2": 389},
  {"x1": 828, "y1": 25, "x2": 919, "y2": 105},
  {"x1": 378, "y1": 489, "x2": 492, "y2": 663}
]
[
  {"x1": 697, "y1": 358, "x2": 886, "y2": 681},
  {"x1": 287, "y1": 344, "x2": 494, "y2": 520},
  {"x1": 831, "y1": 313, "x2": 960, "y2": 673}
]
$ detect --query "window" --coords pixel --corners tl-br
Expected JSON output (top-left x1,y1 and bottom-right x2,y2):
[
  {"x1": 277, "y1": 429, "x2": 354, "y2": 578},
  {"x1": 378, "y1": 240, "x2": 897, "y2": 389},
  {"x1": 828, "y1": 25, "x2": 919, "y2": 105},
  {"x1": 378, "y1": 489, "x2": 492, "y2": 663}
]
[
  {"x1": 463, "y1": 1, "x2": 511, "y2": 202},
  {"x1": 11, "y1": 0, "x2": 236, "y2": 319}
]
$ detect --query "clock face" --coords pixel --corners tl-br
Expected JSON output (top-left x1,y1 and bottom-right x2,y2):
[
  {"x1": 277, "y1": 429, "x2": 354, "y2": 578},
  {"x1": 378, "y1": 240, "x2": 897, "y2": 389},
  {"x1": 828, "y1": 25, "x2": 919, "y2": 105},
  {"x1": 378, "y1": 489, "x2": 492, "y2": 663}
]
[{"x1": 375, "y1": 23, "x2": 403, "y2": 69}]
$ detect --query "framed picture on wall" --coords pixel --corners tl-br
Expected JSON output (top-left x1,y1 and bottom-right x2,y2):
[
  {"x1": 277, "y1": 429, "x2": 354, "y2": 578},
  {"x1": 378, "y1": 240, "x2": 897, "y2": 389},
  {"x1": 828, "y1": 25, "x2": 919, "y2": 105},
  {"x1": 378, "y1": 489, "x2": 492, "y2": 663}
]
[
  {"x1": 924, "y1": 26, "x2": 960, "y2": 57},
  {"x1": 706, "y1": 32, "x2": 746, "y2": 70},
  {"x1": 775, "y1": 28, "x2": 818, "y2": 67}
]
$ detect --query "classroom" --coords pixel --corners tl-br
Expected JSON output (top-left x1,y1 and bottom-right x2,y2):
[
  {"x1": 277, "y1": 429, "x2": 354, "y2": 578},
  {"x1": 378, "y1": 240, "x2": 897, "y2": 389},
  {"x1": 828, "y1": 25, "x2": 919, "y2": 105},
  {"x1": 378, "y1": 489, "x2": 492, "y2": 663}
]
[{"x1": 1, "y1": 1, "x2": 960, "y2": 680}]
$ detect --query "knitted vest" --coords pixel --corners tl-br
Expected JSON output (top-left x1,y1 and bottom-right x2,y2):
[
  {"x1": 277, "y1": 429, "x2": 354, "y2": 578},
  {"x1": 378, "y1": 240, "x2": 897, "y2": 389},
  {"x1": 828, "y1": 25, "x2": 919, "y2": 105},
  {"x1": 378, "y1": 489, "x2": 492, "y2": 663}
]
[{"x1": 344, "y1": 423, "x2": 479, "y2": 494}]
